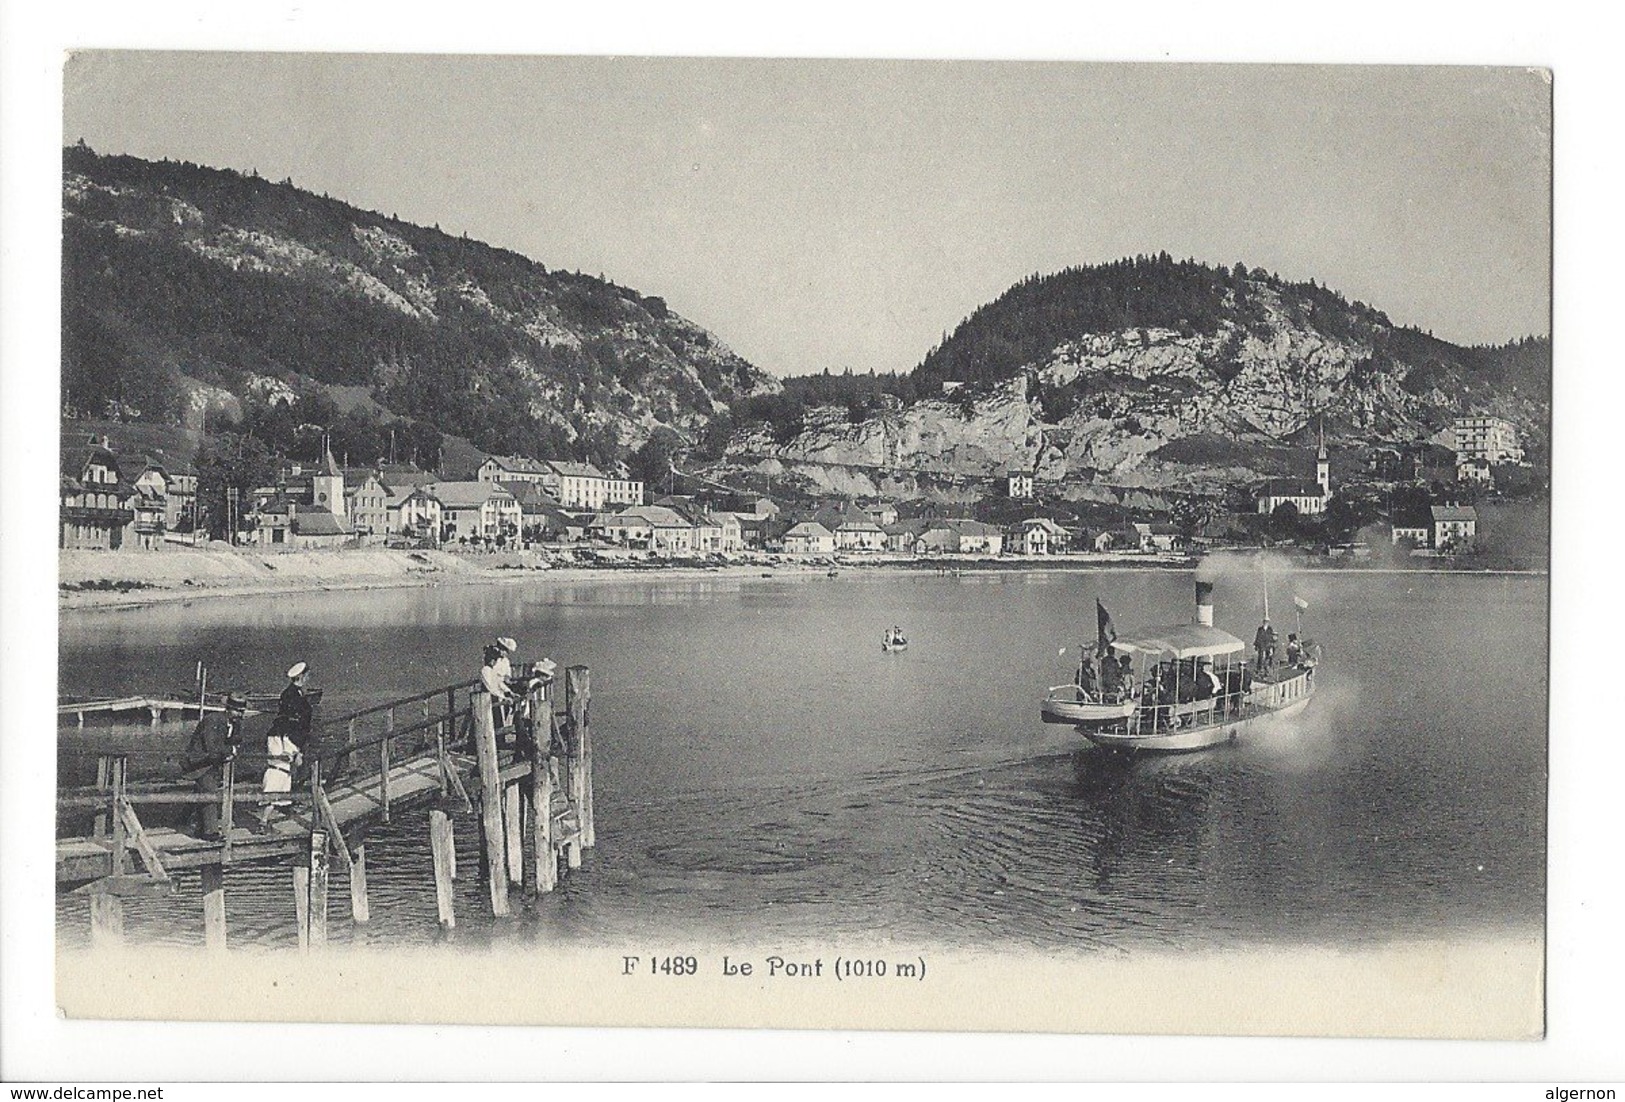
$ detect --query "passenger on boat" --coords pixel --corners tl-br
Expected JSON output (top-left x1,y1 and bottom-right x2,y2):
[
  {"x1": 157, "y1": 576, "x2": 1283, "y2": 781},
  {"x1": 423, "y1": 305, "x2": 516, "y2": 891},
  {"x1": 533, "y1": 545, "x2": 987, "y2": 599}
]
[
  {"x1": 1076, "y1": 654, "x2": 1098, "y2": 700},
  {"x1": 1195, "y1": 658, "x2": 1223, "y2": 701},
  {"x1": 184, "y1": 692, "x2": 245, "y2": 839},
  {"x1": 1285, "y1": 633, "x2": 1304, "y2": 666},
  {"x1": 1254, "y1": 619, "x2": 1278, "y2": 674},
  {"x1": 1099, "y1": 652, "x2": 1121, "y2": 700}
]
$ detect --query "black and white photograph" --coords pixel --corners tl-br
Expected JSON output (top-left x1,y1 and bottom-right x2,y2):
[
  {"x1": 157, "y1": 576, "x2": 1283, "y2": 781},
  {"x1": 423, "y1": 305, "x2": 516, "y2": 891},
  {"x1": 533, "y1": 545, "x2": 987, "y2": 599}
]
[{"x1": 5, "y1": 7, "x2": 1618, "y2": 1083}]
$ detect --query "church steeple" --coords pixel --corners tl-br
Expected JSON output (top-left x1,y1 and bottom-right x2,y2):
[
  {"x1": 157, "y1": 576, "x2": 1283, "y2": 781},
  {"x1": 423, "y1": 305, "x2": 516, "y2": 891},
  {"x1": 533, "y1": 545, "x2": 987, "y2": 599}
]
[
  {"x1": 1316, "y1": 419, "x2": 1331, "y2": 498},
  {"x1": 312, "y1": 431, "x2": 347, "y2": 517}
]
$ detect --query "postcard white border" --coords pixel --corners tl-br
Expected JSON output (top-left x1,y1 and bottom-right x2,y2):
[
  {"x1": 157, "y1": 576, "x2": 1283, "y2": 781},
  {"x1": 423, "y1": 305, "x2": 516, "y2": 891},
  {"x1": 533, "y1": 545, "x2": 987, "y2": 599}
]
[{"x1": 4, "y1": 0, "x2": 1618, "y2": 1083}]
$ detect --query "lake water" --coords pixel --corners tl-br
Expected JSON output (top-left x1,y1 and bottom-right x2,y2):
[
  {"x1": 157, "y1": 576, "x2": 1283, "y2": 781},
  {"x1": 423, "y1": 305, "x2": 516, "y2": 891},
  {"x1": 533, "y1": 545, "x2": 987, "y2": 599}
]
[{"x1": 56, "y1": 568, "x2": 1547, "y2": 953}]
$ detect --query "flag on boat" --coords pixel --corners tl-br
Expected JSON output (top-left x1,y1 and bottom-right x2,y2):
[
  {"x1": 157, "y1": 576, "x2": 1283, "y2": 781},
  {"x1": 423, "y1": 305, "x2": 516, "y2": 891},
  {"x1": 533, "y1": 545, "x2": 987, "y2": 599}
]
[
  {"x1": 1293, "y1": 595, "x2": 1310, "y2": 611},
  {"x1": 1096, "y1": 599, "x2": 1117, "y2": 656}
]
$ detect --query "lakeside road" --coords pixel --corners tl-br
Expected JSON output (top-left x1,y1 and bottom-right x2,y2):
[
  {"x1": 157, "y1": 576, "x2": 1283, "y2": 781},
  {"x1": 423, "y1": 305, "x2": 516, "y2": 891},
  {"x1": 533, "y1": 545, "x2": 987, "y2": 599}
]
[{"x1": 58, "y1": 545, "x2": 1546, "y2": 613}]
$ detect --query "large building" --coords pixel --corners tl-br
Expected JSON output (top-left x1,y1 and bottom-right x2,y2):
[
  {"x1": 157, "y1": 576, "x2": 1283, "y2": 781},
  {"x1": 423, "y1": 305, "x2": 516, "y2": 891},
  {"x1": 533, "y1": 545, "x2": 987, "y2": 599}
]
[
  {"x1": 1453, "y1": 416, "x2": 1524, "y2": 465},
  {"x1": 479, "y1": 454, "x2": 644, "y2": 509},
  {"x1": 60, "y1": 437, "x2": 133, "y2": 550}
]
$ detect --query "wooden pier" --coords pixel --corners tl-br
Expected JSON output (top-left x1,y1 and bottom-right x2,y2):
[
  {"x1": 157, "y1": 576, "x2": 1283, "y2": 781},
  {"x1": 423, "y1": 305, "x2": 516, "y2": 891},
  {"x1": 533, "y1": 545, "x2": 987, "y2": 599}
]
[{"x1": 55, "y1": 667, "x2": 596, "y2": 949}]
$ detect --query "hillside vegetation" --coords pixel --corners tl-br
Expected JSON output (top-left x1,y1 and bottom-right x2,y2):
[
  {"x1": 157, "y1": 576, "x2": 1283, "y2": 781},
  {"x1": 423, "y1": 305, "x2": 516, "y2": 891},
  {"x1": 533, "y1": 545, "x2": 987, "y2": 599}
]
[{"x1": 62, "y1": 144, "x2": 778, "y2": 471}]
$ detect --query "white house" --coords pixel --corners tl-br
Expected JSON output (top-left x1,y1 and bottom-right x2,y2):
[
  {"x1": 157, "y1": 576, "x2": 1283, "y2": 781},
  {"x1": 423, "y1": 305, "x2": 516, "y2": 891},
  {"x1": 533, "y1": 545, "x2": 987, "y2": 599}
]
[
  {"x1": 783, "y1": 521, "x2": 836, "y2": 556},
  {"x1": 834, "y1": 519, "x2": 887, "y2": 551},
  {"x1": 1006, "y1": 470, "x2": 1034, "y2": 499},
  {"x1": 388, "y1": 486, "x2": 443, "y2": 542},
  {"x1": 426, "y1": 481, "x2": 521, "y2": 541},
  {"x1": 1018, "y1": 518, "x2": 1068, "y2": 555},
  {"x1": 1431, "y1": 504, "x2": 1478, "y2": 553},
  {"x1": 949, "y1": 519, "x2": 1004, "y2": 556}
]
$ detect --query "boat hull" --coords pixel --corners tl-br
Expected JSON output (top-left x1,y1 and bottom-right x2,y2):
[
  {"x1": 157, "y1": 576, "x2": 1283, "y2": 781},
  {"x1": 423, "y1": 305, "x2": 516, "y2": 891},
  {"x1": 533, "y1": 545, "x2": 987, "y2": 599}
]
[
  {"x1": 1081, "y1": 673, "x2": 1314, "y2": 754},
  {"x1": 882, "y1": 642, "x2": 908, "y2": 652}
]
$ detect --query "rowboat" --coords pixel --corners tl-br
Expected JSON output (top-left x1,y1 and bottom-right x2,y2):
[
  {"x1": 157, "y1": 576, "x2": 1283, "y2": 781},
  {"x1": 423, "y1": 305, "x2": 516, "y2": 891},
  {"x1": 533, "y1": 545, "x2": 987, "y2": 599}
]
[
  {"x1": 1039, "y1": 686, "x2": 1138, "y2": 724},
  {"x1": 1043, "y1": 579, "x2": 1319, "y2": 754}
]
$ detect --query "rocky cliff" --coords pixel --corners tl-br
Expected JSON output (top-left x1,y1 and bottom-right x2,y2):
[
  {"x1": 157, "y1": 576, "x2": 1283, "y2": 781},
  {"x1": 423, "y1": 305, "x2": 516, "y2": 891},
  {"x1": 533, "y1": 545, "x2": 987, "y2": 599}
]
[{"x1": 726, "y1": 257, "x2": 1548, "y2": 493}]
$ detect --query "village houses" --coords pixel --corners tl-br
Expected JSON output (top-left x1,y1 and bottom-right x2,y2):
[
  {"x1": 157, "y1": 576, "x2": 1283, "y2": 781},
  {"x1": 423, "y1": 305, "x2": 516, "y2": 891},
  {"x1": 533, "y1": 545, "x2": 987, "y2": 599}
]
[{"x1": 424, "y1": 481, "x2": 522, "y2": 542}]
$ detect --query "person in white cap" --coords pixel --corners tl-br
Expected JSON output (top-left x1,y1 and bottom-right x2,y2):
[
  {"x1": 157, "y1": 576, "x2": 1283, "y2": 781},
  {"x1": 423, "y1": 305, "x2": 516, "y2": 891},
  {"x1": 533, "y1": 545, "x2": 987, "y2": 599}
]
[
  {"x1": 277, "y1": 661, "x2": 314, "y2": 750},
  {"x1": 259, "y1": 661, "x2": 314, "y2": 828}
]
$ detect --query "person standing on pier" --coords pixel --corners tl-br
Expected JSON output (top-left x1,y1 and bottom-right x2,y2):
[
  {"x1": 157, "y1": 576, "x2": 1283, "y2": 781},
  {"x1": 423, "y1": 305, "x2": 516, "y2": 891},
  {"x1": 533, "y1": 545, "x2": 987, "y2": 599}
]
[
  {"x1": 480, "y1": 643, "x2": 518, "y2": 744},
  {"x1": 183, "y1": 693, "x2": 245, "y2": 839},
  {"x1": 260, "y1": 661, "x2": 313, "y2": 829}
]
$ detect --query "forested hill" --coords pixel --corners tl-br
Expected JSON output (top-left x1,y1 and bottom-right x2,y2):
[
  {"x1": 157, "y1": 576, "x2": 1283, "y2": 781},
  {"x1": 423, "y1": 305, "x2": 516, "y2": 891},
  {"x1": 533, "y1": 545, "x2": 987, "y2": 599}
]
[
  {"x1": 62, "y1": 144, "x2": 778, "y2": 470},
  {"x1": 722, "y1": 254, "x2": 1548, "y2": 489},
  {"x1": 917, "y1": 254, "x2": 1549, "y2": 405}
]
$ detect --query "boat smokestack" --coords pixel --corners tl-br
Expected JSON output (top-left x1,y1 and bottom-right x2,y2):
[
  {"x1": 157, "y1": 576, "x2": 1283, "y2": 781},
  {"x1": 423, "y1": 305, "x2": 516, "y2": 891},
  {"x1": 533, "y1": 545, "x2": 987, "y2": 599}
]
[{"x1": 1194, "y1": 579, "x2": 1214, "y2": 627}]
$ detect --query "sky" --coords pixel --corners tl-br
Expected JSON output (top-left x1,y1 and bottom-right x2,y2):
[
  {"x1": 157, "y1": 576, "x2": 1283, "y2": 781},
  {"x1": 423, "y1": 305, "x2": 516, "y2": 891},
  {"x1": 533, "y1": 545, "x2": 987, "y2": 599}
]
[{"x1": 62, "y1": 54, "x2": 1551, "y2": 377}]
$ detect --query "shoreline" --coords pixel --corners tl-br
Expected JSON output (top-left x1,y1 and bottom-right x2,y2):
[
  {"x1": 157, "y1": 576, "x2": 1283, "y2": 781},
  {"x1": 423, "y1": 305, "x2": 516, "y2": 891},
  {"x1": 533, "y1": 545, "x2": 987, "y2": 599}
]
[{"x1": 59, "y1": 545, "x2": 1549, "y2": 614}]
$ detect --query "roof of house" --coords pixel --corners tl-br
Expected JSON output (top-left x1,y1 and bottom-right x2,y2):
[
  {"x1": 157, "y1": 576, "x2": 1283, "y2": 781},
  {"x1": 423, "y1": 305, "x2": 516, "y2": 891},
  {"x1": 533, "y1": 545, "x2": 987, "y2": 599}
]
[
  {"x1": 291, "y1": 506, "x2": 350, "y2": 536},
  {"x1": 947, "y1": 519, "x2": 1002, "y2": 538},
  {"x1": 378, "y1": 465, "x2": 437, "y2": 490},
  {"x1": 1021, "y1": 518, "x2": 1067, "y2": 534},
  {"x1": 61, "y1": 438, "x2": 120, "y2": 480},
  {"x1": 546, "y1": 460, "x2": 608, "y2": 480},
  {"x1": 1430, "y1": 505, "x2": 1479, "y2": 522},
  {"x1": 502, "y1": 481, "x2": 563, "y2": 513},
  {"x1": 425, "y1": 481, "x2": 517, "y2": 509},
  {"x1": 785, "y1": 521, "x2": 834, "y2": 539},
  {"x1": 482, "y1": 454, "x2": 552, "y2": 475},
  {"x1": 1258, "y1": 479, "x2": 1325, "y2": 499},
  {"x1": 836, "y1": 519, "x2": 884, "y2": 533},
  {"x1": 1147, "y1": 522, "x2": 1182, "y2": 536},
  {"x1": 612, "y1": 505, "x2": 691, "y2": 528}
]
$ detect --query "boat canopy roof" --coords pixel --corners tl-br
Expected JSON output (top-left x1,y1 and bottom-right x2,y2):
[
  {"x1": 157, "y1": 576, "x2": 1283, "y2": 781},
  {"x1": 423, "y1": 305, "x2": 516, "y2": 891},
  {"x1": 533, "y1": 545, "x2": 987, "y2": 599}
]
[{"x1": 1111, "y1": 623, "x2": 1246, "y2": 660}]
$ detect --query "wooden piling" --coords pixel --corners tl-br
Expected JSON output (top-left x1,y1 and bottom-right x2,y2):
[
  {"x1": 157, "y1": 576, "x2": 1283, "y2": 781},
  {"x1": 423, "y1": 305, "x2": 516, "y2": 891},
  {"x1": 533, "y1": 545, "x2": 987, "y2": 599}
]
[
  {"x1": 350, "y1": 843, "x2": 370, "y2": 924},
  {"x1": 292, "y1": 866, "x2": 310, "y2": 951},
  {"x1": 503, "y1": 782, "x2": 523, "y2": 885},
  {"x1": 567, "y1": 666, "x2": 594, "y2": 850},
  {"x1": 92, "y1": 757, "x2": 112, "y2": 839},
  {"x1": 529, "y1": 755, "x2": 557, "y2": 896},
  {"x1": 379, "y1": 707, "x2": 394, "y2": 823},
  {"x1": 307, "y1": 829, "x2": 330, "y2": 949},
  {"x1": 471, "y1": 691, "x2": 511, "y2": 916},
  {"x1": 428, "y1": 808, "x2": 456, "y2": 928},
  {"x1": 201, "y1": 862, "x2": 226, "y2": 952},
  {"x1": 219, "y1": 758, "x2": 236, "y2": 856},
  {"x1": 108, "y1": 758, "x2": 129, "y2": 876}
]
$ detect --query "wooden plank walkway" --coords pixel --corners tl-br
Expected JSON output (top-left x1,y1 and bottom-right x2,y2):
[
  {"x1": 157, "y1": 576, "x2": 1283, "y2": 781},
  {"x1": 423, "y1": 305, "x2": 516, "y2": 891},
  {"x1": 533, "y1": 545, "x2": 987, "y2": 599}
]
[{"x1": 56, "y1": 667, "x2": 596, "y2": 948}]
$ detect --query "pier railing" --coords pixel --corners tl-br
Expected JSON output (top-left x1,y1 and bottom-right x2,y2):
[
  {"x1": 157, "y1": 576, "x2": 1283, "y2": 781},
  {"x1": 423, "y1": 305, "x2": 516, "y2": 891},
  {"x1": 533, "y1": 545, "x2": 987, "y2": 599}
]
[{"x1": 57, "y1": 667, "x2": 596, "y2": 951}]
